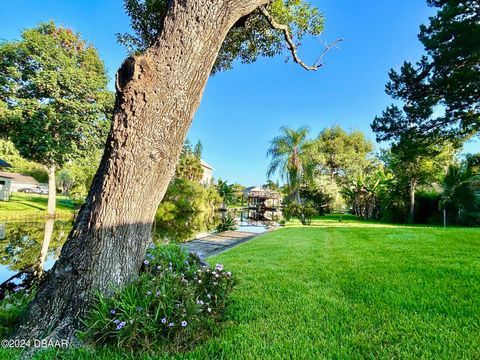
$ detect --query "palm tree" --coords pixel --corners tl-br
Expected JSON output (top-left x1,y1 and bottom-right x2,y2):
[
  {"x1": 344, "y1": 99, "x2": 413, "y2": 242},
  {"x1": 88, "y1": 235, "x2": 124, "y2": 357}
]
[
  {"x1": 216, "y1": 179, "x2": 235, "y2": 209},
  {"x1": 267, "y1": 126, "x2": 314, "y2": 202},
  {"x1": 440, "y1": 162, "x2": 480, "y2": 226}
]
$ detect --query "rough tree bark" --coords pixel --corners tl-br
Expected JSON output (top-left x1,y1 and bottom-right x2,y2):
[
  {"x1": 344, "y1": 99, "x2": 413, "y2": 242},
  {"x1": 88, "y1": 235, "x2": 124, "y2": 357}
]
[{"x1": 15, "y1": 0, "x2": 272, "y2": 342}]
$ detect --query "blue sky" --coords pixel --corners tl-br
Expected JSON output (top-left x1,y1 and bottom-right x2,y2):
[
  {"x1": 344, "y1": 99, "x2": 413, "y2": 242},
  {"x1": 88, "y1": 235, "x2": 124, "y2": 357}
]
[{"x1": 1, "y1": 0, "x2": 478, "y2": 185}]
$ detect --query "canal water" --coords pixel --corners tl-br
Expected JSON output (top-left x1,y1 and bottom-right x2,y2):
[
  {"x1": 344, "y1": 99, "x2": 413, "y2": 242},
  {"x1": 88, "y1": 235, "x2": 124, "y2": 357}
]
[
  {"x1": 0, "y1": 216, "x2": 270, "y2": 284},
  {"x1": 0, "y1": 220, "x2": 72, "y2": 284}
]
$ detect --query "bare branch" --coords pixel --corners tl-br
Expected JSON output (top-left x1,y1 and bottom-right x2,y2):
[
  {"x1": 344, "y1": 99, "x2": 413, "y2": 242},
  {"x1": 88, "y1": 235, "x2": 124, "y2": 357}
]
[{"x1": 259, "y1": 6, "x2": 344, "y2": 71}]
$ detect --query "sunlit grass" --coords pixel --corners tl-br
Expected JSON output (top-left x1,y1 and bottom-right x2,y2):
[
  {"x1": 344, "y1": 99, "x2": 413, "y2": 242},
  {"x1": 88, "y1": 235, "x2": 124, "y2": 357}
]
[
  {"x1": 1, "y1": 222, "x2": 479, "y2": 359},
  {"x1": 0, "y1": 193, "x2": 75, "y2": 220}
]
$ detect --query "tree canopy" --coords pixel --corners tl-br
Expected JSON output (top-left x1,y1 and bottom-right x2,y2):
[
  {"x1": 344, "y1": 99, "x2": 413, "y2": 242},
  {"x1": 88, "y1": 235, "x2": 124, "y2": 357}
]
[
  {"x1": 313, "y1": 125, "x2": 374, "y2": 182},
  {"x1": 0, "y1": 21, "x2": 113, "y2": 168},
  {"x1": 372, "y1": 0, "x2": 479, "y2": 141},
  {"x1": 117, "y1": 0, "x2": 338, "y2": 73}
]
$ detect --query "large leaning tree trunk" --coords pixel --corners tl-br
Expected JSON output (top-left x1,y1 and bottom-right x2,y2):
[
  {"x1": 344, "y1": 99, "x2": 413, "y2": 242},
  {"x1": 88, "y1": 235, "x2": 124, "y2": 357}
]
[{"x1": 15, "y1": 0, "x2": 272, "y2": 341}]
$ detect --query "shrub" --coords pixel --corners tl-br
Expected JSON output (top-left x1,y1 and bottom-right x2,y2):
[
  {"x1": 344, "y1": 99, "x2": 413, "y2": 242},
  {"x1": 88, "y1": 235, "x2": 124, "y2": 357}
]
[
  {"x1": 0, "y1": 288, "x2": 36, "y2": 337},
  {"x1": 298, "y1": 202, "x2": 317, "y2": 225},
  {"x1": 215, "y1": 214, "x2": 238, "y2": 232},
  {"x1": 82, "y1": 244, "x2": 236, "y2": 353},
  {"x1": 282, "y1": 202, "x2": 300, "y2": 221},
  {"x1": 282, "y1": 202, "x2": 316, "y2": 225}
]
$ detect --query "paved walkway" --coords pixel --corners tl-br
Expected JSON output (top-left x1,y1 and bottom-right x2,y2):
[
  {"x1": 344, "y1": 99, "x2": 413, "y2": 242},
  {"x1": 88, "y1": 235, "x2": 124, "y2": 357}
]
[{"x1": 182, "y1": 230, "x2": 262, "y2": 258}]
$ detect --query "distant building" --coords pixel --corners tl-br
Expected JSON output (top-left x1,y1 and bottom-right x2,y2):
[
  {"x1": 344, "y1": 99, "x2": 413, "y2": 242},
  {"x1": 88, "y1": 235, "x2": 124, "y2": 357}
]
[
  {"x1": 0, "y1": 171, "x2": 39, "y2": 193},
  {"x1": 200, "y1": 160, "x2": 214, "y2": 185},
  {"x1": 0, "y1": 160, "x2": 12, "y2": 201},
  {"x1": 243, "y1": 186, "x2": 282, "y2": 221}
]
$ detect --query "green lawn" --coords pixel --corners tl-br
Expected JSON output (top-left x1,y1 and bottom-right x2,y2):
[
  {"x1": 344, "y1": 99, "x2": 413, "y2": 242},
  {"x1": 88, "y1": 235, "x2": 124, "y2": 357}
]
[
  {"x1": 2, "y1": 219, "x2": 480, "y2": 359},
  {"x1": 0, "y1": 193, "x2": 75, "y2": 220}
]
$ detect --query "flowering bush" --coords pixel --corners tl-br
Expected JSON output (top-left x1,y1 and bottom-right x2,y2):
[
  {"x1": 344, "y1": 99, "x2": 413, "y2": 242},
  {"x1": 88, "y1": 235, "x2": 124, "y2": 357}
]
[{"x1": 82, "y1": 244, "x2": 236, "y2": 352}]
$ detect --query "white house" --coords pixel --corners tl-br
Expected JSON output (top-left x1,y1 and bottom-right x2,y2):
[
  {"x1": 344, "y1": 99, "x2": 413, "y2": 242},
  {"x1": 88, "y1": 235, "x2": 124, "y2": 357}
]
[
  {"x1": 0, "y1": 160, "x2": 12, "y2": 201},
  {"x1": 200, "y1": 160, "x2": 214, "y2": 185},
  {"x1": 0, "y1": 171, "x2": 39, "y2": 193},
  {"x1": 0, "y1": 176, "x2": 11, "y2": 201}
]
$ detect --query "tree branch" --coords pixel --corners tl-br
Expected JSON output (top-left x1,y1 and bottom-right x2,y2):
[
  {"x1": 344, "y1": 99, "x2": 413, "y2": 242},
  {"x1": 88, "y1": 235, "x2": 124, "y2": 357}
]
[{"x1": 259, "y1": 6, "x2": 344, "y2": 71}]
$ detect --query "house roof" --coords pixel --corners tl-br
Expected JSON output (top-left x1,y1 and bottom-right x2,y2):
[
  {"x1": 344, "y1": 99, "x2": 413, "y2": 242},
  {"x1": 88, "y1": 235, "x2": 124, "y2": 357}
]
[
  {"x1": 0, "y1": 159, "x2": 11, "y2": 168},
  {"x1": 0, "y1": 171, "x2": 39, "y2": 184},
  {"x1": 200, "y1": 159, "x2": 213, "y2": 170},
  {"x1": 243, "y1": 186, "x2": 281, "y2": 199}
]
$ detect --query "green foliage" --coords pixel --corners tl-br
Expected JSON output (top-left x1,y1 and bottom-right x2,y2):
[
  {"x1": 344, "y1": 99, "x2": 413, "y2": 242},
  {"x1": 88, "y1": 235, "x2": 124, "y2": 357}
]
[
  {"x1": 0, "y1": 289, "x2": 36, "y2": 337},
  {"x1": 0, "y1": 140, "x2": 48, "y2": 183},
  {"x1": 56, "y1": 150, "x2": 102, "y2": 202},
  {"x1": 342, "y1": 169, "x2": 394, "y2": 220},
  {"x1": 155, "y1": 179, "x2": 221, "y2": 242},
  {"x1": 175, "y1": 154, "x2": 203, "y2": 182},
  {"x1": 282, "y1": 201, "x2": 316, "y2": 225},
  {"x1": 193, "y1": 141, "x2": 203, "y2": 159},
  {"x1": 267, "y1": 126, "x2": 314, "y2": 201},
  {"x1": 117, "y1": 0, "x2": 325, "y2": 74},
  {"x1": 372, "y1": 1, "x2": 479, "y2": 140},
  {"x1": 216, "y1": 179, "x2": 236, "y2": 207},
  {"x1": 215, "y1": 214, "x2": 238, "y2": 233},
  {"x1": 441, "y1": 161, "x2": 480, "y2": 226},
  {"x1": 175, "y1": 139, "x2": 204, "y2": 182},
  {"x1": 0, "y1": 21, "x2": 113, "y2": 168},
  {"x1": 299, "y1": 176, "x2": 344, "y2": 215},
  {"x1": 313, "y1": 125, "x2": 375, "y2": 182},
  {"x1": 82, "y1": 244, "x2": 236, "y2": 353}
]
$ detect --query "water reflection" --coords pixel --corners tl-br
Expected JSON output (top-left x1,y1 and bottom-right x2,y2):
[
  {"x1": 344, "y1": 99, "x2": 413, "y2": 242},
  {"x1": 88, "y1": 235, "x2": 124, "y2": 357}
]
[{"x1": 0, "y1": 220, "x2": 72, "y2": 283}]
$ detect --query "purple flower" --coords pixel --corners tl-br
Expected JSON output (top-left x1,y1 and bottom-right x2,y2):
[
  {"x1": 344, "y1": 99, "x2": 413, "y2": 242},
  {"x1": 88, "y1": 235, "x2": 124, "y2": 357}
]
[
  {"x1": 161, "y1": 318, "x2": 167, "y2": 324},
  {"x1": 116, "y1": 321, "x2": 126, "y2": 330},
  {"x1": 143, "y1": 260, "x2": 149, "y2": 265},
  {"x1": 215, "y1": 264, "x2": 224, "y2": 271},
  {"x1": 196, "y1": 300, "x2": 204, "y2": 305},
  {"x1": 146, "y1": 291, "x2": 152, "y2": 296},
  {"x1": 168, "y1": 322, "x2": 174, "y2": 327},
  {"x1": 110, "y1": 309, "x2": 116, "y2": 315},
  {"x1": 156, "y1": 290, "x2": 161, "y2": 297},
  {"x1": 146, "y1": 253, "x2": 154, "y2": 259},
  {"x1": 113, "y1": 319, "x2": 120, "y2": 324},
  {"x1": 181, "y1": 321, "x2": 187, "y2": 327}
]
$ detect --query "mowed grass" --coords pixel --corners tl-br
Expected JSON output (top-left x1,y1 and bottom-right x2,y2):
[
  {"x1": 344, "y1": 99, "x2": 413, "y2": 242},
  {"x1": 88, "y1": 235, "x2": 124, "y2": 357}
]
[
  {"x1": 2, "y1": 221, "x2": 480, "y2": 359},
  {"x1": 0, "y1": 193, "x2": 75, "y2": 219}
]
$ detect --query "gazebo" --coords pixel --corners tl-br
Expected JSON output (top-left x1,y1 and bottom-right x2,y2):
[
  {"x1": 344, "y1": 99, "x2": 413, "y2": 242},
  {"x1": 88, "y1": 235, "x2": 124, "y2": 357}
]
[{"x1": 243, "y1": 186, "x2": 281, "y2": 221}]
